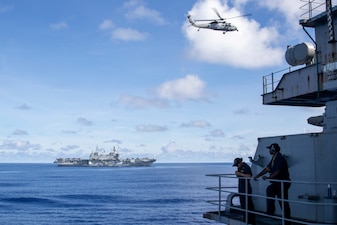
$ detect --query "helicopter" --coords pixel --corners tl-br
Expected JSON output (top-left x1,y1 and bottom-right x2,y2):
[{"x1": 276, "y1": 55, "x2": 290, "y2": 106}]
[{"x1": 187, "y1": 8, "x2": 250, "y2": 34}]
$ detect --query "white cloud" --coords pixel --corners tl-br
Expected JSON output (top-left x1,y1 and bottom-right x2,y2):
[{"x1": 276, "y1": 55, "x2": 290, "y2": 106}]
[
  {"x1": 104, "y1": 139, "x2": 123, "y2": 144},
  {"x1": 100, "y1": 1, "x2": 160, "y2": 42},
  {"x1": 210, "y1": 129, "x2": 225, "y2": 137},
  {"x1": 157, "y1": 140, "x2": 244, "y2": 162},
  {"x1": 119, "y1": 95, "x2": 168, "y2": 109},
  {"x1": 99, "y1": 19, "x2": 114, "y2": 30},
  {"x1": 124, "y1": 0, "x2": 167, "y2": 25},
  {"x1": 61, "y1": 145, "x2": 79, "y2": 151},
  {"x1": 160, "y1": 140, "x2": 177, "y2": 154},
  {"x1": 99, "y1": 22, "x2": 147, "y2": 42},
  {"x1": 50, "y1": 22, "x2": 68, "y2": 30},
  {"x1": 231, "y1": 135, "x2": 245, "y2": 140},
  {"x1": 180, "y1": 120, "x2": 211, "y2": 128},
  {"x1": 233, "y1": 107, "x2": 251, "y2": 115},
  {"x1": 17, "y1": 103, "x2": 31, "y2": 110},
  {"x1": 156, "y1": 74, "x2": 208, "y2": 101},
  {"x1": 257, "y1": 0, "x2": 314, "y2": 26},
  {"x1": 0, "y1": 140, "x2": 40, "y2": 151},
  {"x1": 100, "y1": 0, "x2": 167, "y2": 42},
  {"x1": 0, "y1": 5, "x2": 13, "y2": 13},
  {"x1": 62, "y1": 129, "x2": 78, "y2": 134},
  {"x1": 12, "y1": 129, "x2": 28, "y2": 135},
  {"x1": 77, "y1": 117, "x2": 93, "y2": 126},
  {"x1": 136, "y1": 124, "x2": 168, "y2": 132},
  {"x1": 111, "y1": 28, "x2": 148, "y2": 41},
  {"x1": 183, "y1": 0, "x2": 287, "y2": 68},
  {"x1": 119, "y1": 74, "x2": 210, "y2": 109}
]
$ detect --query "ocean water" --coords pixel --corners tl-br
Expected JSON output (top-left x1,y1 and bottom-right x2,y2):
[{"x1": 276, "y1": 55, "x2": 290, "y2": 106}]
[{"x1": 0, "y1": 163, "x2": 235, "y2": 225}]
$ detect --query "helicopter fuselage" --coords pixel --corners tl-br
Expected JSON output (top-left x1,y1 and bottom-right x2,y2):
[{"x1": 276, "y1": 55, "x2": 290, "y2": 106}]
[
  {"x1": 209, "y1": 21, "x2": 237, "y2": 31},
  {"x1": 187, "y1": 15, "x2": 238, "y2": 33}
]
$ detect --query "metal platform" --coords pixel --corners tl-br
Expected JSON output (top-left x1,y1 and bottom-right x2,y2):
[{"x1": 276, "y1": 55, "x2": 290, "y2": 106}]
[
  {"x1": 262, "y1": 65, "x2": 337, "y2": 107},
  {"x1": 203, "y1": 210, "x2": 317, "y2": 225}
]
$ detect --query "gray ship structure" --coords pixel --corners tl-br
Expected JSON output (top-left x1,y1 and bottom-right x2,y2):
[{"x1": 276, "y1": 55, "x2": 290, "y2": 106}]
[
  {"x1": 54, "y1": 147, "x2": 156, "y2": 167},
  {"x1": 204, "y1": 0, "x2": 337, "y2": 224}
]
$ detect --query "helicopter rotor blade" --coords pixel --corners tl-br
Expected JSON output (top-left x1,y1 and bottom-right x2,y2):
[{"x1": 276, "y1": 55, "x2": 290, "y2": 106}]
[
  {"x1": 194, "y1": 19, "x2": 217, "y2": 22},
  {"x1": 192, "y1": 11, "x2": 251, "y2": 22},
  {"x1": 212, "y1": 8, "x2": 224, "y2": 20},
  {"x1": 224, "y1": 13, "x2": 252, "y2": 20}
]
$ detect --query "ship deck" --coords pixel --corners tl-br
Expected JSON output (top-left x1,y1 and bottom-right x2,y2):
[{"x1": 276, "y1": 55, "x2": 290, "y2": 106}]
[{"x1": 203, "y1": 209, "x2": 314, "y2": 225}]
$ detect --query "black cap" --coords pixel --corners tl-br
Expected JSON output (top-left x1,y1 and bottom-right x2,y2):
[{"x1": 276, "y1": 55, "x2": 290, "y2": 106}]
[
  {"x1": 266, "y1": 143, "x2": 280, "y2": 152},
  {"x1": 232, "y1": 158, "x2": 242, "y2": 167}
]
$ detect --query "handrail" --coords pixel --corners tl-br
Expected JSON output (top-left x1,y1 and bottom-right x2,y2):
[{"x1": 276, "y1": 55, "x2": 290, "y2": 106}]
[
  {"x1": 205, "y1": 174, "x2": 337, "y2": 225},
  {"x1": 300, "y1": 0, "x2": 326, "y2": 19},
  {"x1": 262, "y1": 67, "x2": 291, "y2": 95}
]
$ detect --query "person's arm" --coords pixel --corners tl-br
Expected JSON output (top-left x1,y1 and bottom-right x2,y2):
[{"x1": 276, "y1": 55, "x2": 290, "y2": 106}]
[
  {"x1": 235, "y1": 170, "x2": 251, "y2": 177},
  {"x1": 263, "y1": 154, "x2": 283, "y2": 180},
  {"x1": 254, "y1": 167, "x2": 270, "y2": 180},
  {"x1": 264, "y1": 169, "x2": 280, "y2": 180}
]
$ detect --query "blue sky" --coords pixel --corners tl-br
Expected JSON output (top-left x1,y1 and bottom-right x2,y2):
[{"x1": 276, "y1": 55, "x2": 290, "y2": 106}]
[{"x1": 0, "y1": 0, "x2": 331, "y2": 163}]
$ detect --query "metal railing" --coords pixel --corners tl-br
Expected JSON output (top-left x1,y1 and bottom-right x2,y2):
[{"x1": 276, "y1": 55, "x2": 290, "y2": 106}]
[
  {"x1": 205, "y1": 174, "x2": 337, "y2": 225},
  {"x1": 262, "y1": 67, "x2": 292, "y2": 95},
  {"x1": 300, "y1": 0, "x2": 326, "y2": 19}
]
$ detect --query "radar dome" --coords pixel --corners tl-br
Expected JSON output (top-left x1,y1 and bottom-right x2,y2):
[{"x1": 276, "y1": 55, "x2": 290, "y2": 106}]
[{"x1": 285, "y1": 42, "x2": 315, "y2": 66}]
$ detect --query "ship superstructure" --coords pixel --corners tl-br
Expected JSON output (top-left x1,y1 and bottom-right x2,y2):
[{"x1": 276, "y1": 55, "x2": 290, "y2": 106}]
[
  {"x1": 204, "y1": 0, "x2": 337, "y2": 224},
  {"x1": 54, "y1": 146, "x2": 156, "y2": 167}
]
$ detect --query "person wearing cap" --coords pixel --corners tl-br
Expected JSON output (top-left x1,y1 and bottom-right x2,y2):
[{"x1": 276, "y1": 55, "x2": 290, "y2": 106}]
[
  {"x1": 233, "y1": 158, "x2": 255, "y2": 225},
  {"x1": 254, "y1": 143, "x2": 291, "y2": 224}
]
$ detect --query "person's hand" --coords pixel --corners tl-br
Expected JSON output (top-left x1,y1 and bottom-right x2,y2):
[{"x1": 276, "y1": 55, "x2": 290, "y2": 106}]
[
  {"x1": 235, "y1": 171, "x2": 240, "y2": 176},
  {"x1": 253, "y1": 176, "x2": 258, "y2": 181},
  {"x1": 262, "y1": 176, "x2": 268, "y2": 180}
]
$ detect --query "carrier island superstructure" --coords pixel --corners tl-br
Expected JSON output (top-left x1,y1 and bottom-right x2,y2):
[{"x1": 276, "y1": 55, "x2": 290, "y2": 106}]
[{"x1": 204, "y1": 0, "x2": 337, "y2": 224}]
